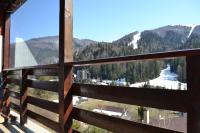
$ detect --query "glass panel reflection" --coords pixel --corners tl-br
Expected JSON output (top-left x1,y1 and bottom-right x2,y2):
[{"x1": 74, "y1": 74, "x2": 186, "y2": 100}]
[{"x1": 10, "y1": 0, "x2": 59, "y2": 67}]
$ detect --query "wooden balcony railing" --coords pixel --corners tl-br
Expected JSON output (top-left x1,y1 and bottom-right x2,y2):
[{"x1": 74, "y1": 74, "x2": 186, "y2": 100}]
[
  {"x1": 1, "y1": 49, "x2": 200, "y2": 133},
  {"x1": 1, "y1": 1, "x2": 200, "y2": 132},
  {"x1": 1, "y1": 64, "x2": 60, "y2": 131}
]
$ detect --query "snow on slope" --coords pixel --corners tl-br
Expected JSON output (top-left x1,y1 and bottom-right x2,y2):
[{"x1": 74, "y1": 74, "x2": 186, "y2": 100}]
[
  {"x1": 187, "y1": 24, "x2": 196, "y2": 38},
  {"x1": 130, "y1": 64, "x2": 187, "y2": 90},
  {"x1": 128, "y1": 32, "x2": 141, "y2": 49},
  {"x1": 169, "y1": 24, "x2": 197, "y2": 38},
  {"x1": 53, "y1": 96, "x2": 83, "y2": 105},
  {"x1": 93, "y1": 109, "x2": 122, "y2": 117}
]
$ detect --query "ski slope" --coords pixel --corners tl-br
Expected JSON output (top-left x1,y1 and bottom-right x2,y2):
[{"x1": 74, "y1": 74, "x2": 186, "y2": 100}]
[{"x1": 130, "y1": 65, "x2": 187, "y2": 90}]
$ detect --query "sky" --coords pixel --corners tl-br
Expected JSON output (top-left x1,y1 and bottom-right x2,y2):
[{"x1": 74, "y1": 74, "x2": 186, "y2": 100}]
[
  {"x1": 11, "y1": 0, "x2": 200, "y2": 42},
  {"x1": 11, "y1": 0, "x2": 59, "y2": 43}
]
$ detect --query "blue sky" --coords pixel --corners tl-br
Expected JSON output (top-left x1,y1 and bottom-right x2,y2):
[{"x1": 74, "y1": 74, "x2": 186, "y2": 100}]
[
  {"x1": 11, "y1": 0, "x2": 59, "y2": 43},
  {"x1": 11, "y1": 0, "x2": 200, "y2": 42}
]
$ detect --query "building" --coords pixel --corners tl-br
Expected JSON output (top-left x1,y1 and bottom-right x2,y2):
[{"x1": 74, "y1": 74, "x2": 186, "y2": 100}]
[{"x1": 76, "y1": 70, "x2": 90, "y2": 81}]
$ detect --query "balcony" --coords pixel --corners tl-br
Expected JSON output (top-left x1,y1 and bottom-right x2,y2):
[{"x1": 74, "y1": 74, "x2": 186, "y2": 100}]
[
  {"x1": 0, "y1": 0, "x2": 200, "y2": 133},
  {"x1": 0, "y1": 49, "x2": 199, "y2": 133}
]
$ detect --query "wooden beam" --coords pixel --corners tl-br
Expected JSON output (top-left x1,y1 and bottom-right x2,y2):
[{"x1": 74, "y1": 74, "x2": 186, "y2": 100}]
[
  {"x1": 0, "y1": 11, "x2": 3, "y2": 35},
  {"x1": 27, "y1": 110, "x2": 59, "y2": 131},
  {"x1": 73, "y1": 108, "x2": 181, "y2": 133},
  {"x1": 65, "y1": 48, "x2": 200, "y2": 67},
  {"x1": 27, "y1": 68, "x2": 58, "y2": 76},
  {"x1": 64, "y1": 0, "x2": 73, "y2": 63},
  {"x1": 20, "y1": 69, "x2": 28, "y2": 126},
  {"x1": 186, "y1": 56, "x2": 200, "y2": 133},
  {"x1": 6, "y1": 0, "x2": 26, "y2": 13},
  {"x1": 26, "y1": 79, "x2": 59, "y2": 92},
  {"x1": 2, "y1": 87, "x2": 10, "y2": 122},
  {"x1": 28, "y1": 96, "x2": 59, "y2": 114},
  {"x1": 3, "y1": 63, "x2": 58, "y2": 71},
  {"x1": 72, "y1": 83, "x2": 188, "y2": 112},
  {"x1": 10, "y1": 102, "x2": 20, "y2": 112},
  {"x1": 7, "y1": 78, "x2": 20, "y2": 85},
  {"x1": 59, "y1": 0, "x2": 73, "y2": 133},
  {"x1": 3, "y1": 13, "x2": 10, "y2": 69},
  {"x1": 1, "y1": 13, "x2": 10, "y2": 120}
]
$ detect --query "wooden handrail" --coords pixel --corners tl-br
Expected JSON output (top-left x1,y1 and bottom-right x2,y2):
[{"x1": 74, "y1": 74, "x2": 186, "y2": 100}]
[
  {"x1": 26, "y1": 79, "x2": 59, "y2": 92},
  {"x1": 3, "y1": 63, "x2": 59, "y2": 71},
  {"x1": 3, "y1": 49, "x2": 200, "y2": 71},
  {"x1": 66, "y1": 48, "x2": 200, "y2": 66},
  {"x1": 72, "y1": 83, "x2": 188, "y2": 112},
  {"x1": 7, "y1": 78, "x2": 20, "y2": 85},
  {"x1": 28, "y1": 96, "x2": 59, "y2": 114}
]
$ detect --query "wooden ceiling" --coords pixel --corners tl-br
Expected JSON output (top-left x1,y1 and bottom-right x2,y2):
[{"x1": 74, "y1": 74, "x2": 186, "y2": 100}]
[{"x1": 0, "y1": 0, "x2": 26, "y2": 13}]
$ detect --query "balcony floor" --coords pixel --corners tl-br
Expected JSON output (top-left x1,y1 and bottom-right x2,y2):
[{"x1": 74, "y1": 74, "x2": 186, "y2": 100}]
[{"x1": 0, "y1": 110, "x2": 55, "y2": 133}]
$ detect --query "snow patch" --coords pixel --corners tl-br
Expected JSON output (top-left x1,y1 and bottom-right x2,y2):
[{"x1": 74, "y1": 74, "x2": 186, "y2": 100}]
[
  {"x1": 159, "y1": 64, "x2": 177, "y2": 81},
  {"x1": 169, "y1": 24, "x2": 197, "y2": 27},
  {"x1": 187, "y1": 24, "x2": 196, "y2": 38},
  {"x1": 130, "y1": 65, "x2": 187, "y2": 90},
  {"x1": 115, "y1": 78, "x2": 127, "y2": 86},
  {"x1": 128, "y1": 32, "x2": 141, "y2": 49},
  {"x1": 93, "y1": 109, "x2": 122, "y2": 117},
  {"x1": 169, "y1": 24, "x2": 197, "y2": 38},
  {"x1": 52, "y1": 96, "x2": 88, "y2": 105}
]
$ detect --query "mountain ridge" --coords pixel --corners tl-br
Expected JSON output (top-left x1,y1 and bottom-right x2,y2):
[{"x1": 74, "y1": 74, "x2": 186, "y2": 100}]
[
  {"x1": 10, "y1": 24, "x2": 200, "y2": 83},
  {"x1": 10, "y1": 24, "x2": 200, "y2": 84}
]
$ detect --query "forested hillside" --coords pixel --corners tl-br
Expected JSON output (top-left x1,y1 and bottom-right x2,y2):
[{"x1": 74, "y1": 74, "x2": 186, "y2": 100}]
[{"x1": 74, "y1": 25, "x2": 200, "y2": 83}]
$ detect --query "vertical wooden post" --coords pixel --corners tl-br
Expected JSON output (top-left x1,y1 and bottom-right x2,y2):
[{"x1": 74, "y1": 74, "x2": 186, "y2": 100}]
[
  {"x1": 1, "y1": 72, "x2": 10, "y2": 122},
  {"x1": 20, "y1": 69, "x2": 27, "y2": 126},
  {"x1": 0, "y1": 11, "x2": 4, "y2": 36},
  {"x1": 186, "y1": 55, "x2": 200, "y2": 133},
  {"x1": 59, "y1": 0, "x2": 73, "y2": 132},
  {"x1": 0, "y1": 11, "x2": 4, "y2": 113},
  {"x1": 3, "y1": 14, "x2": 10, "y2": 69},
  {"x1": 1, "y1": 12, "x2": 11, "y2": 122}
]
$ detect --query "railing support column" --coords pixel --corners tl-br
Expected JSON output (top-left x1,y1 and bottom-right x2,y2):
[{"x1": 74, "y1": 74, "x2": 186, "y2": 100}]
[
  {"x1": 1, "y1": 12, "x2": 11, "y2": 122},
  {"x1": 0, "y1": 11, "x2": 4, "y2": 112},
  {"x1": 0, "y1": 11, "x2": 4, "y2": 36},
  {"x1": 59, "y1": 0, "x2": 73, "y2": 132},
  {"x1": 1, "y1": 71, "x2": 10, "y2": 122},
  {"x1": 3, "y1": 13, "x2": 10, "y2": 69},
  {"x1": 187, "y1": 55, "x2": 200, "y2": 133},
  {"x1": 20, "y1": 69, "x2": 28, "y2": 126}
]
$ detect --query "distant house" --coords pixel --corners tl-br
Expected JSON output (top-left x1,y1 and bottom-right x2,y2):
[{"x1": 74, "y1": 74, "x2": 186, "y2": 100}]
[{"x1": 77, "y1": 70, "x2": 90, "y2": 81}]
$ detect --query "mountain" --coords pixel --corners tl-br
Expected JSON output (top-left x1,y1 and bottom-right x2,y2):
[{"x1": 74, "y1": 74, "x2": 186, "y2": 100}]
[
  {"x1": 25, "y1": 36, "x2": 96, "y2": 50},
  {"x1": 74, "y1": 38, "x2": 97, "y2": 49},
  {"x1": 10, "y1": 36, "x2": 97, "y2": 66},
  {"x1": 73, "y1": 24, "x2": 200, "y2": 83},
  {"x1": 11, "y1": 25, "x2": 200, "y2": 84},
  {"x1": 151, "y1": 25, "x2": 191, "y2": 38}
]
